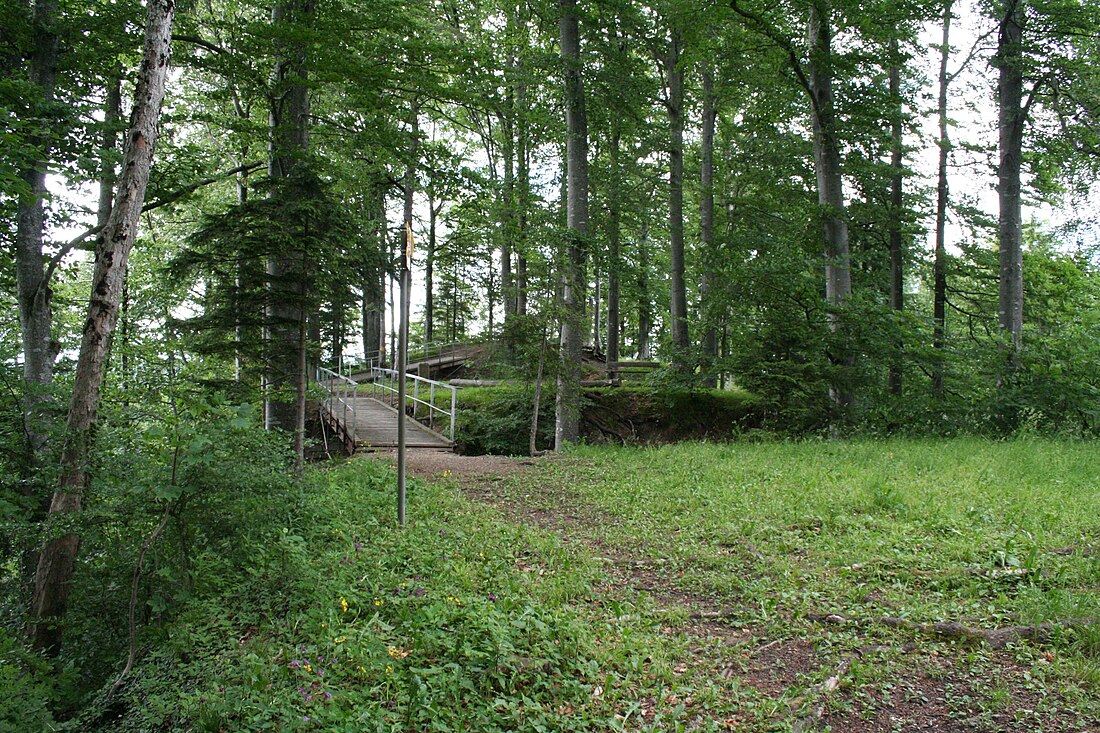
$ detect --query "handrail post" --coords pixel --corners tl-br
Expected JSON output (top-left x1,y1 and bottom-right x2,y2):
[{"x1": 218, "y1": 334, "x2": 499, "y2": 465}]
[
  {"x1": 413, "y1": 379, "x2": 419, "y2": 419},
  {"x1": 449, "y1": 386, "x2": 456, "y2": 440}
]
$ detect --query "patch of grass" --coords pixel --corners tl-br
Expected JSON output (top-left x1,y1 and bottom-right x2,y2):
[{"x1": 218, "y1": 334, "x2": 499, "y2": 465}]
[{"x1": 545, "y1": 438, "x2": 1100, "y2": 633}]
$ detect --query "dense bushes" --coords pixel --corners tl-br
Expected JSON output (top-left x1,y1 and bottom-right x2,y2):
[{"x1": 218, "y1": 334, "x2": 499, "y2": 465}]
[{"x1": 455, "y1": 385, "x2": 762, "y2": 455}]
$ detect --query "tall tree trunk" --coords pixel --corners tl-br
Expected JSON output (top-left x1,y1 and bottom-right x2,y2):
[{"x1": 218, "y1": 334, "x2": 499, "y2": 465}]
[
  {"x1": 265, "y1": 0, "x2": 313, "y2": 449},
  {"x1": 887, "y1": 35, "x2": 905, "y2": 397},
  {"x1": 426, "y1": 193, "x2": 439, "y2": 343},
  {"x1": 363, "y1": 184, "x2": 386, "y2": 363},
  {"x1": 665, "y1": 27, "x2": 690, "y2": 365},
  {"x1": 606, "y1": 131, "x2": 621, "y2": 371},
  {"x1": 699, "y1": 67, "x2": 718, "y2": 387},
  {"x1": 591, "y1": 266, "x2": 601, "y2": 352},
  {"x1": 932, "y1": 2, "x2": 953, "y2": 400},
  {"x1": 15, "y1": 0, "x2": 61, "y2": 470},
  {"x1": 28, "y1": 0, "x2": 175, "y2": 654},
  {"x1": 97, "y1": 77, "x2": 122, "y2": 228},
  {"x1": 515, "y1": 70, "x2": 530, "y2": 317},
  {"x1": 501, "y1": 102, "x2": 516, "y2": 321},
  {"x1": 807, "y1": 1, "x2": 853, "y2": 408},
  {"x1": 996, "y1": 0, "x2": 1025, "y2": 359},
  {"x1": 555, "y1": 0, "x2": 588, "y2": 449},
  {"x1": 637, "y1": 217, "x2": 652, "y2": 359}
]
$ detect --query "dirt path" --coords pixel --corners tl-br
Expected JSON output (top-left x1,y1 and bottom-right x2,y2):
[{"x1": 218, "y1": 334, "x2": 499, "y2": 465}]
[{"x1": 381, "y1": 449, "x2": 1095, "y2": 733}]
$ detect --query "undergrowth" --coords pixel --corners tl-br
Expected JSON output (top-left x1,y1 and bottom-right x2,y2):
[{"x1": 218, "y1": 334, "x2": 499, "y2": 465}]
[{"x1": 74, "y1": 458, "x2": 683, "y2": 732}]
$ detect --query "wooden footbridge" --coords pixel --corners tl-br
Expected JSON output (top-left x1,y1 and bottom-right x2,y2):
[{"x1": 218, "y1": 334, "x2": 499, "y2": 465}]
[{"x1": 317, "y1": 365, "x2": 456, "y2": 454}]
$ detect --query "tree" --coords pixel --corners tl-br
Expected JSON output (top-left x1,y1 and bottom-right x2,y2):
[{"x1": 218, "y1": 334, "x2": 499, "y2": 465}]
[
  {"x1": 28, "y1": 0, "x2": 175, "y2": 654},
  {"x1": 555, "y1": 0, "x2": 588, "y2": 449}
]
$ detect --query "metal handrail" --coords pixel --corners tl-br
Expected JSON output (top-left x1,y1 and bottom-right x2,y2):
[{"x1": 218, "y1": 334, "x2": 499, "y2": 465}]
[
  {"x1": 370, "y1": 366, "x2": 457, "y2": 441},
  {"x1": 339, "y1": 352, "x2": 381, "y2": 378},
  {"x1": 336, "y1": 342, "x2": 465, "y2": 377},
  {"x1": 410, "y1": 340, "x2": 477, "y2": 364},
  {"x1": 317, "y1": 366, "x2": 360, "y2": 444}
]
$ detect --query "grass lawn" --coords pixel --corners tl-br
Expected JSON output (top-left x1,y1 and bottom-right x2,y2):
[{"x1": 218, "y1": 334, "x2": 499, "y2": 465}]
[
  {"x1": 84, "y1": 438, "x2": 1099, "y2": 732},
  {"x1": 449, "y1": 438, "x2": 1100, "y2": 731}
]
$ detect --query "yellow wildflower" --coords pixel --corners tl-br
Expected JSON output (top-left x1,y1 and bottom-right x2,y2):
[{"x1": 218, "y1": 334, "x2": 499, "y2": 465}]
[
  {"x1": 339, "y1": 597, "x2": 349, "y2": 614},
  {"x1": 333, "y1": 636, "x2": 347, "y2": 644},
  {"x1": 374, "y1": 599, "x2": 384, "y2": 606}
]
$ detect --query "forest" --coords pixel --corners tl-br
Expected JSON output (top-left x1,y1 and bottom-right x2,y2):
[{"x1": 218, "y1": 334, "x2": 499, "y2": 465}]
[{"x1": 2, "y1": 0, "x2": 1100, "y2": 729}]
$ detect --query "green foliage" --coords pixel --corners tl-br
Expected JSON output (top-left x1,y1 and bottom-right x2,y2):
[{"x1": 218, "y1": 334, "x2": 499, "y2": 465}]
[
  {"x1": 79, "y1": 459, "x2": 674, "y2": 732},
  {"x1": 0, "y1": 628, "x2": 56, "y2": 732},
  {"x1": 455, "y1": 385, "x2": 762, "y2": 455},
  {"x1": 12, "y1": 396, "x2": 298, "y2": 714},
  {"x1": 455, "y1": 386, "x2": 554, "y2": 456}
]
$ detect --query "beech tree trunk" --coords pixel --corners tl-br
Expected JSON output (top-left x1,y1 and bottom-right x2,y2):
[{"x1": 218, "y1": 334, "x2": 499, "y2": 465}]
[
  {"x1": 515, "y1": 67, "x2": 530, "y2": 317},
  {"x1": 426, "y1": 191, "x2": 440, "y2": 343},
  {"x1": 807, "y1": 1, "x2": 853, "y2": 408},
  {"x1": 996, "y1": 0, "x2": 1025, "y2": 358},
  {"x1": 606, "y1": 131, "x2": 622, "y2": 369},
  {"x1": 363, "y1": 185, "x2": 386, "y2": 362},
  {"x1": 887, "y1": 35, "x2": 905, "y2": 397},
  {"x1": 933, "y1": 2, "x2": 952, "y2": 399},
  {"x1": 699, "y1": 68, "x2": 718, "y2": 387},
  {"x1": 555, "y1": 0, "x2": 588, "y2": 449},
  {"x1": 665, "y1": 28, "x2": 690, "y2": 365},
  {"x1": 266, "y1": 0, "x2": 313, "y2": 449},
  {"x1": 15, "y1": 0, "x2": 61, "y2": 470},
  {"x1": 28, "y1": 0, "x2": 175, "y2": 654},
  {"x1": 637, "y1": 217, "x2": 652, "y2": 359},
  {"x1": 501, "y1": 95, "x2": 516, "y2": 321}
]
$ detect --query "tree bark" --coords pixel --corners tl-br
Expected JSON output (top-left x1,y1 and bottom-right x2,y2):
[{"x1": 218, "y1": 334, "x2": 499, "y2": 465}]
[
  {"x1": 665, "y1": 28, "x2": 690, "y2": 366},
  {"x1": 637, "y1": 217, "x2": 652, "y2": 359},
  {"x1": 28, "y1": 0, "x2": 175, "y2": 654},
  {"x1": 426, "y1": 190, "x2": 440, "y2": 343},
  {"x1": 515, "y1": 65, "x2": 530, "y2": 317},
  {"x1": 995, "y1": 0, "x2": 1025, "y2": 358},
  {"x1": 555, "y1": 0, "x2": 588, "y2": 450},
  {"x1": 807, "y1": 0, "x2": 853, "y2": 408},
  {"x1": 887, "y1": 35, "x2": 905, "y2": 397},
  {"x1": 606, "y1": 131, "x2": 622, "y2": 370},
  {"x1": 15, "y1": 0, "x2": 61, "y2": 470},
  {"x1": 699, "y1": 67, "x2": 718, "y2": 387},
  {"x1": 265, "y1": 0, "x2": 313, "y2": 448},
  {"x1": 501, "y1": 96, "x2": 516, "y2": 321},
  {"x1": 932, "y1": 5, "x2": 952, "y2": 399}
]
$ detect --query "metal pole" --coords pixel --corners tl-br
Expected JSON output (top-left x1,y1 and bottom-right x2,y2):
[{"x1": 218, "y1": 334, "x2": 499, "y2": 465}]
[
  {"x1": 397, "y1": 260, "x2": 411, "y2": 526},
  {"x1": 449, "y1": 386, "x2": 456, "y2": 440}
]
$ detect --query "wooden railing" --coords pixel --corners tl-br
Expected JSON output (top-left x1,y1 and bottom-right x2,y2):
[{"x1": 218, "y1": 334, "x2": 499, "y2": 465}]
[{"x1": 369, "y1": 366, "x2": 457, "y2": 441}]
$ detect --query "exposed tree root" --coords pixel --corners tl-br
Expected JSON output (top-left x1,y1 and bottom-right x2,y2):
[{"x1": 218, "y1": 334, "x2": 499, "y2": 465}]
[
  {"x1": 789, "y1": 656, "x2": 854, "y2": 732},
  {"x1": 806, "y1": 611, "x2": 1095, "y2": 650}
]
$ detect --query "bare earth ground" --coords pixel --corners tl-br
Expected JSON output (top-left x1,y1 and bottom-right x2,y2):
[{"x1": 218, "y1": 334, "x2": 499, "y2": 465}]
[{"x1": 379, "y1": 449, "x2": 1097, "y2": 733}]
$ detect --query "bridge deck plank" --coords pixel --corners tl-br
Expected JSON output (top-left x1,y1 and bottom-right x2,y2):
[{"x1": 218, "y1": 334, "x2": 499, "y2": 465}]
[{"x1": 343, "y1": 396, "x2": 452, "y2": 449}]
